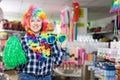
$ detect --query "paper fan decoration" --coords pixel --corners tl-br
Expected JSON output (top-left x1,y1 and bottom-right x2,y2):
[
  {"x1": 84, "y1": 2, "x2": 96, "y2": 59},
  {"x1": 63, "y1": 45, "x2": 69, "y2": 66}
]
[{"x1": 109, "y1": 0, "x2": 120, "y2": 13}]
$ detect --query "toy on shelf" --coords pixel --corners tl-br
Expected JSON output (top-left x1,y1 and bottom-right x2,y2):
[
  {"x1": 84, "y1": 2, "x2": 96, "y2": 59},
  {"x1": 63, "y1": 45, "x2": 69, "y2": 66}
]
[{"x1": 1, "y1": 19, "x2": 25, "y2": 31}]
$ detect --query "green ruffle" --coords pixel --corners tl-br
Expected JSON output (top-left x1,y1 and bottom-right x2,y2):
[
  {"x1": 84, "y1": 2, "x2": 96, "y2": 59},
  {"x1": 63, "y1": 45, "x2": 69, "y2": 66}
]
[{"x1": 3, "y1": 36, "x2": 27, "y2": 69}]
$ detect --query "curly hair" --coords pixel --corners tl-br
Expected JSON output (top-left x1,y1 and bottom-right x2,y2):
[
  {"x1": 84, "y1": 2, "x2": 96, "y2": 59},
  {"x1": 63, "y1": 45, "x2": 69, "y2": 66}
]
[{"x1": 22, "y1": 5, "x2": 47, "y2": 31}]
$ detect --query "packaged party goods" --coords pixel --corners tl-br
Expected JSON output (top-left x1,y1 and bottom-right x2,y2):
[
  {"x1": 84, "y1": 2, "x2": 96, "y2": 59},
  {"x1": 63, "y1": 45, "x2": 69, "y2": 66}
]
[{"x1": 0, "y1": 32, "x2": 8, "y2": 40}]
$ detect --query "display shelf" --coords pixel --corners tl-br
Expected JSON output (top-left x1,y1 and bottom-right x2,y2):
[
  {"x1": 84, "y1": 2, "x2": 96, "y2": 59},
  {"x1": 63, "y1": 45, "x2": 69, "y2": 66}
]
[
  {"x1": 53, "y1": 68, "x2": 81, "y2": 77},
  {"x1": 97, "y1": 56, "x2": 116, "y2": 63},
  {"x1": 0, "y1": 29, "x2": 25, "y2": 34},
  {"x1": 88, "y1": 30, "x2": 113, "y2": 34}
]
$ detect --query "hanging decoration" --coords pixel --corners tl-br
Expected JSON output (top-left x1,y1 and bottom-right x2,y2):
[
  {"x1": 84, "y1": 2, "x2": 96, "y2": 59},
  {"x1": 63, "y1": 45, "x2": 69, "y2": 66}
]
[
  {"x1": 72, "y1": 1, "x2": 80, "y2": 22},
  {"x1": 60, "y1": 7, "x2": 69, "y2": 35},
  {"x1": 69, "y1": 1, "x2": 80, "y2": 41},
  {"x1": 109, "y1": 0, "x2": 120, "y2": 13},
  {"x1": 109, "y1": 0, "x2": 120, "y2": 37}
]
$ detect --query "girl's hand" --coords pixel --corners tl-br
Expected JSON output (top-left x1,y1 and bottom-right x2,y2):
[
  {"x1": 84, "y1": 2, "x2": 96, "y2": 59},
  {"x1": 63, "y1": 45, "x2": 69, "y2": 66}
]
[{"x1": 61, "y1": 38, "x2": 68, "y2": 50}]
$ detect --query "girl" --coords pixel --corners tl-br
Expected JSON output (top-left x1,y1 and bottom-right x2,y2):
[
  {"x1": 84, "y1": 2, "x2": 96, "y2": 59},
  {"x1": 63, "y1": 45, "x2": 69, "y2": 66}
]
[{"x1": 17, "y1": 5, "x2": 67, "y2": 80}]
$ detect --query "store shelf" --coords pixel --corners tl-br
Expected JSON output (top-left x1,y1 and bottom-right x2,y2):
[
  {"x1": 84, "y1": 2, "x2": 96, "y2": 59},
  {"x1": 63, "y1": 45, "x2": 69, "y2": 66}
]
[
  {"x1": 88, "y1": 30, "x2": 113, "y2": 34},
  {"x1": 0, "y1": 29, "x2": 25, "y2": 34},
  {"x1": 53, "y1": 68, "x2": 81, "y2": 77}
]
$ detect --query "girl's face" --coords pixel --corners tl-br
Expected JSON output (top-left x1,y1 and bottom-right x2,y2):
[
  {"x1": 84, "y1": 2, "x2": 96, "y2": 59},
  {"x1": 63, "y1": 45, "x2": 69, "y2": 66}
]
[{"x1": 29, "y1": 16, "x2": 42, "y2": 33}]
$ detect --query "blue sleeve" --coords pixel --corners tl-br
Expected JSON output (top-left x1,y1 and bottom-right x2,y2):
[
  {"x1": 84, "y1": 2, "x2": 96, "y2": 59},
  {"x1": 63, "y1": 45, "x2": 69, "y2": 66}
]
[{"x1": 51, "y1": 42, "x2": 65, "y2": 67}]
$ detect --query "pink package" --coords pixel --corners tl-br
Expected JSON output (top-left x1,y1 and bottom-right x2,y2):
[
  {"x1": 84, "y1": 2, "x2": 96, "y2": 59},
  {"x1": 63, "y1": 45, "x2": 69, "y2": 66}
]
[{"x1": 78, "y1": 48, "x2": 85, "y2": 65}]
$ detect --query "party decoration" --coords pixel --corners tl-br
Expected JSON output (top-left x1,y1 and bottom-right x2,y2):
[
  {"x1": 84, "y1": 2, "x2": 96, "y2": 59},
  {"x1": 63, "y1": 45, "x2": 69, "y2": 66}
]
[
  {"x1": 109, "y1": 0, "x2": 120, "y2": 37},
  {"x1": 60, "y1": 7, "x2": 69, "y2": 34},
  {"x1": 109, "y1": 0, "x2": 120, "y2": 13},
  {"x1": 27, "y1": 30, "x2": 67, "y2": 61},
  {"x1": 57, "y1": 34, "x2": 67, "y2": 43},
  {"x1": 74, "y1": 22, "x2": 77, "y2": 40},
  {"x1": 72, "y1": 1, "x2": 80, "y2": 22},
  {"x1": 40, "y1": 31, "x2": 67, "y2": 44},
  {"x1": 27, "y1": 30, "x2": 51, "y2": 62},
  {"x1": 3, "y1": 36, "x2": 27, "y2": 69}
]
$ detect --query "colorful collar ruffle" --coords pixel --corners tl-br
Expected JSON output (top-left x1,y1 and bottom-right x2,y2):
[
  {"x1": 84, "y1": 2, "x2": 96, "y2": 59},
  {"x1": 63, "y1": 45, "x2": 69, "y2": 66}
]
[{"x1": 26, "y1": 30, "x2": 51, "y2": 62}]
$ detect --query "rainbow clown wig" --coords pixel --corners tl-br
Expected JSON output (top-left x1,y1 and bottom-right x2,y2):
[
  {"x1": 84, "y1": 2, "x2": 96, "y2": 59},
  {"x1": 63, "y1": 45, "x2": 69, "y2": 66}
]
[{"x1": 22, "y1": 5, "x2": 48, "y2": 31}]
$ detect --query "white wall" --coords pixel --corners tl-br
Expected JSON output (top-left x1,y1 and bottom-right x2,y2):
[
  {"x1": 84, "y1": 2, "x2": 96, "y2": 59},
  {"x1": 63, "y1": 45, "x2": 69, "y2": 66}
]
[
  {"x1": 0, "y1": 7, "x2": 4, "y2": 19},
  {"x1": 89, "y1": 16, "x2": 115, "y2": 40},
  {"x1": 90, "y1": 16, "x2": 114, "y2": 28},
  {"x1": 77, "y1": 8, "x2": 87, "y2": 35}
]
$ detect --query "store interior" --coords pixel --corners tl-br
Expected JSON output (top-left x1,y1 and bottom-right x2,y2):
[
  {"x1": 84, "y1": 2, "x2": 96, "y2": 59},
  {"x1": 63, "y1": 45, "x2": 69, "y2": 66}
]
[{"x1": 0, "y1": 0, "x2": 120, "y2": 80}]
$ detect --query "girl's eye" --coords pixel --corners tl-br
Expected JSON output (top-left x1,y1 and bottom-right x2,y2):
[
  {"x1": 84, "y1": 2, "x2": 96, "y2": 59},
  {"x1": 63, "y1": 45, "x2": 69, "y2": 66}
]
[
  {"x1": 37, "y1": 19, "x2": 41, "y2": 22},
  {"x1": 30, "y1": 19, "x2": 35, "y2": 22}
]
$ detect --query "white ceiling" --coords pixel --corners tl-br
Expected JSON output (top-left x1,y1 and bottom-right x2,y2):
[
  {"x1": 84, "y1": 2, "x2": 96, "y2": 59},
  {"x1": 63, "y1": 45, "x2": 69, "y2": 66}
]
[{"x1": 0, "y1": 0, "x2": 113, "y2": 21}]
